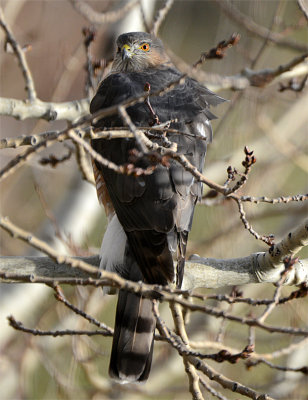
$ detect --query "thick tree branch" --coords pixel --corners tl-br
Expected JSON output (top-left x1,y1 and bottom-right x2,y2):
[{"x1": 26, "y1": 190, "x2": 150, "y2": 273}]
[
  {"x1": 1, "y1": 56, "x2": 306, "y2": 124},
  {"x1": 1, "y1": 253, "x2": 307, "y2": 289},
  {"x1": 1, "y1": 219, "x2": 307, "y2": 289},
  {"x1": 0, "y1": 97, "x2": 89, "y2": 122},
  {"x1": 0, "y1": 218, "x2": 308, "y2": 290}
]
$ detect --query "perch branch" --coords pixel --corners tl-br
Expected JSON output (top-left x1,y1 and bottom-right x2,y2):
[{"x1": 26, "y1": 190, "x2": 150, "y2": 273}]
[{"x1": 1, "y1": 219, "x2": 307, "y2": 290}]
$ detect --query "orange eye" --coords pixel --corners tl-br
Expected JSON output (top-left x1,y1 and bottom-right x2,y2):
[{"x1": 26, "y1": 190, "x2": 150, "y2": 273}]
[{"x1": 140, "y1": 43, "x2": 150, "y2": 51}]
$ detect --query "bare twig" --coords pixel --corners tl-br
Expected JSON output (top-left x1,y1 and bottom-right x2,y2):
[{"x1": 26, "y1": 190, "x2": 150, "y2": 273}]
[
  {"x1": 1, "y1": 216, "x2": 308, "y2": 290},
  {"x1": 186, "y1": 355, "x2": 275, "y2": 400},
  {"x1": 215, "y1": 0, "x2": 308, "y2": 52},
  {"x1": 39, "y1": 147, "x2": 73, "y2": 168},
  {"x1": 190, "y1": 337, "x2": 308, "y2": 363},
  {"x1": 68, "y1": 129, "x2": 127, "y2": 175},
  {"x1": 235, "y1": 199, "x2": 275, "y2": 246},
  {"x1": 193, "y1": 33, "x2": 240, "y2": 67},
  {"x1": 198, "y1": 376, "x2": 228, "y2": 400},
  {"x1": 225, "y1": 146, "x2": 256, "y2": 193},
  {"x1": 246, "y1": 357, "x2": 308, "y2": 374},
  {"x1": 0, "y1": 124, "x2": 176, "y2": 149},
  {"x1": 53, "y1": 284, "x2": 113, "y2": 333},
  {"x1": 191, "y1": 285, "x2": 308, "y2": 307},
  {"x1": 0, "y1": 216, "x2": 99, "y2": 275},
  {"x1": 118, "y1": 105, "x2": 148, "y2": 153},
  {"x1": 69, "y1": 0, "x2": 138, "y2": 25},
  {"x1": 0, "y1": 7, "x2": 37, "y2": 101},
  {"x1": 0, "y1": 137, "x2": 59, "y2": 183},
  {"x1": 154, "y1": 304, "x2": 274, "y2": 400},
  {"x1": 279, "y1": 74, "x2": 308, "y2": 92},
  {"x1": 74, "y1": 141, "x2": 95, "y2": 185},
  {"x1": 138, "y1": 0, "x2": 151, "y2": 33},
  {"x1": 2, "y1": 216, "x2": 307, "y2": 337},
  {"x1": 82, "y1": 27, "x2": 97, "y2": 98},
  {"x1": 257, "y1": 257, "x2": 298, "y2": 324},
  {"x1": 8, "y1": 315, "x2": 110, "y2": 337},
  {"x1": 238, "y1": 194, "x2": 308, "y2": 204},
  {"x1": 151, "y1": 0, "x2": 174, "y2": 36},
  {"x1": 174, "y1": 305, "x2": 204, "y2": 398},
  {"x1": 168, "y1": 45, "x2": 308, "y2": 91},
  {"x1": 242, "y1": 52, "x2": 308, "y2": 88}
]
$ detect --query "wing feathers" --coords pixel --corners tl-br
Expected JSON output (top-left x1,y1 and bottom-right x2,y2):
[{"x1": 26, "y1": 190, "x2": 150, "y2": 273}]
[{"x1": 91, "y1": 63, "x2": 224, "y2": 383}]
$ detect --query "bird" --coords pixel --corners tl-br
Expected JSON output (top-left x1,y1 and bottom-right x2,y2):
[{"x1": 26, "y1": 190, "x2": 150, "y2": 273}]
[{"x1": 90, "y1": 31, "x2": 225, "y2": 384}]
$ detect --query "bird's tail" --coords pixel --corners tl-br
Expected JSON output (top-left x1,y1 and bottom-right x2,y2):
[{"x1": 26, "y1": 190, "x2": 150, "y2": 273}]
[{"x1": 109, "y1": 289, "x2": 156, "y2": 383}]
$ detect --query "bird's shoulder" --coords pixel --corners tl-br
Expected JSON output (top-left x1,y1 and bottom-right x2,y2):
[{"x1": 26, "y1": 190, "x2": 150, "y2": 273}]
[{"x1": 90, "y1": 65, "x2": 225, "y2": 123}]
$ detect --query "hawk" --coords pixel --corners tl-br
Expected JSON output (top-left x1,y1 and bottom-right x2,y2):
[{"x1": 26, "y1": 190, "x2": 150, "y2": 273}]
[{"x1": 90, "y1": 32, "x2": 225, "y2": 383}]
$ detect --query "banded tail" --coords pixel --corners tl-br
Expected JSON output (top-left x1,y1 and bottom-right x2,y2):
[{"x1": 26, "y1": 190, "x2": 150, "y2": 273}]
[{"x1": 109, "y1": 290, "x2": 156, "y2": 383}]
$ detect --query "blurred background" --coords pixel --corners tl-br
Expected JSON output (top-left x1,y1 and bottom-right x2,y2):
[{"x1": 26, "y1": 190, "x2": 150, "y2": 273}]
[{"x1": 0, "y1": 0, "x2": 307, "y2": 399}]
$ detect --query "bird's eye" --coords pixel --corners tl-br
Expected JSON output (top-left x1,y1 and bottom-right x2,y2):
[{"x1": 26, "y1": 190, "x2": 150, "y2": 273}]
[{"x1": 139, "y1": 43, "x2": 150, "y2": 52}]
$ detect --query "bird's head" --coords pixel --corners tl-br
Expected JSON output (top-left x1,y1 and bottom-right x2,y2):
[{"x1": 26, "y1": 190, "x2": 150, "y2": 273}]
[{"x1": 112, "y1": 32, "x2": 169, "y2": 72}]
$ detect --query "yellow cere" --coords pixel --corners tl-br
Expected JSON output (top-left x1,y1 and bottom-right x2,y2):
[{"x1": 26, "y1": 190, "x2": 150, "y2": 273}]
[{"x1": 122, "y1": 44, "x2": 131, "y2": 51}]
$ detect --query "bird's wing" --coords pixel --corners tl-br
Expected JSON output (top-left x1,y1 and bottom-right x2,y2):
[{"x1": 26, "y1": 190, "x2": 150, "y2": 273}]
[{"x1": 91, "y1": 67, "x2": 224, "y2": 285}]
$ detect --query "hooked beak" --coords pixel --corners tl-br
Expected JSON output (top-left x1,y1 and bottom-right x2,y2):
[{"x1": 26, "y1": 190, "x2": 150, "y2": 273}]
[{"x1": 121, "y1": 44, "x2": 133, "y2": 61}]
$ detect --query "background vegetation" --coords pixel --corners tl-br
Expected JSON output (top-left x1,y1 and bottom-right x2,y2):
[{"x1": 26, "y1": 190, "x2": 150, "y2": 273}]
[{"x1": 0, "y1": 1, "x2": 307, "y2": 399}]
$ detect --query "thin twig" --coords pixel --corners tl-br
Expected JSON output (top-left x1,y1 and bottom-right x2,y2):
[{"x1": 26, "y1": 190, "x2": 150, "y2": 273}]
[
  {"x1": 239, "y1": 194, "x2": 308, "y2": 204},
  {"x1": 52, "y1": 284, "x2": 113, "y2": 334},
  {"x1": 69, "y1": 0, "x2": 139, "y2": 25},
  {"x1": 246, "y1": 357, "x2": 308, "y2": 374},
  {"x1": 215, "y1": 0, "x2": 308, "y2": 52},
  {"x1": 235, "y1": 198, "x2": 275, "y2": 246},
  {"x1": 0, "y1": 7, "x2": 37, "y2": 101},
  {"x1": 158, "y1": 302, "x2": 205, "y2": 400},
  {"x1": 82, "y1": 27, "x2": 97, "y2": 98},
  {"x1": 118, "y1": 105, "x2": 148, "y2": 153},
  {"x1": 151, "y1": 0, "x2": 174, "y2": 36},
  {"x1": 138, "y1": 0, "x2": 151, "y2": 33},
  {"x1": 198, "y1": 376, "x2": 228, "y2": 400},
  {"x1": 257, "y1": 257, "x2": 298, "y2": 324},
  {"x1": 154, "y1": 304, "x2": 274, "y2": 400},
  {"x1": 74, "y1": 141, "x2": 95, "y2": 185},
  {"x1": 242, "y1": 52, "x2": 308, "y2": 87},
  {"x1": 8, "y1": 315, "x2": 111, "y2": 337}
]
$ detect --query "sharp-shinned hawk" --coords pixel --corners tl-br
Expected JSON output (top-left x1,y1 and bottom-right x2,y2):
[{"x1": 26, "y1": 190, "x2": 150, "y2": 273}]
[{"x1": 90, "y1": 32, "x2": 225, "y2": 383}]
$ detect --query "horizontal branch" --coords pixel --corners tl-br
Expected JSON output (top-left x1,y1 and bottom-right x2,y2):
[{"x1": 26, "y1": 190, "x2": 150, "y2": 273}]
[
  {"x1": 1, "y1": 253, "x2": 307, "y2": 290},
  {"x1": 0, "y1": 97, "x2": 89, "y2": 122},
  {"x1": 1, "y1": 219, "x2": 307, "y2": 289},
  {"x1": 1, "y1": 55, "x2": 306, "y2": 123}
]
